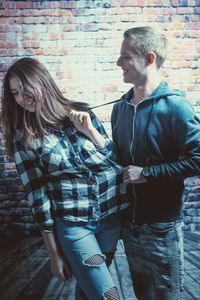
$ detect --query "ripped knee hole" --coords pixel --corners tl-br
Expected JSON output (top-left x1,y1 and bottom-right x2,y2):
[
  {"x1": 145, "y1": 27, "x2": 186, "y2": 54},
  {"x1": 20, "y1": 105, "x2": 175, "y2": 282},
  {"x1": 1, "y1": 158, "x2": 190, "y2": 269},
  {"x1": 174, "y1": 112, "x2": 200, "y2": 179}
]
[
  {"x1": 84, "y1": 254, "x2": 105, "y2": 266},
  {"x1": 104, "y1": 286, "x2": 120, "y2": 300}
]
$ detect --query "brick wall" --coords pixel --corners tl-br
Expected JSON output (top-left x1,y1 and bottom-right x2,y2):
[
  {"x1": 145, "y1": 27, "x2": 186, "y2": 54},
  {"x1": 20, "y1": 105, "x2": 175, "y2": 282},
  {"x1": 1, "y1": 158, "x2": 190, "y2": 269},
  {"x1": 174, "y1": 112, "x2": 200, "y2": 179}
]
[{"x1": 0, "y1": 0, "x2": 199, "y2": 236}]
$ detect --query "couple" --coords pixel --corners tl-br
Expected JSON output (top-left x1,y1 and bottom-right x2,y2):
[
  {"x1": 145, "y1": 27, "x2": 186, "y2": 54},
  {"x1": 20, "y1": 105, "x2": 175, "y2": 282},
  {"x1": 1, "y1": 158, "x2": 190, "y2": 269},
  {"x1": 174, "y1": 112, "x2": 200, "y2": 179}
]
[{"x1": 1, "y1": 26, "x2": 200, "y2": 300}]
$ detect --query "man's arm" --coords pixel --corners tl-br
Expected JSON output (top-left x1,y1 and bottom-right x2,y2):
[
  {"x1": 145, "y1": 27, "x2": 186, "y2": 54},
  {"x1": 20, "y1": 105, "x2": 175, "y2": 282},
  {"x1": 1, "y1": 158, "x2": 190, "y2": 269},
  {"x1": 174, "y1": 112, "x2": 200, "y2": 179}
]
[{"x1": 123, "y1": 100, "x2": 200, "y2": 184}]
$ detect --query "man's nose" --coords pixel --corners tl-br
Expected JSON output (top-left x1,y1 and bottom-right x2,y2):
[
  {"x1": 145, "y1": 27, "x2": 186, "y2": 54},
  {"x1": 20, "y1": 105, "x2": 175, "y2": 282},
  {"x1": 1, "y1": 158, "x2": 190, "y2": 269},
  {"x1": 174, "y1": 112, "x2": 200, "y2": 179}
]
[{"x1": 116, "y1": 56, "x2": 122, "y2": 66}]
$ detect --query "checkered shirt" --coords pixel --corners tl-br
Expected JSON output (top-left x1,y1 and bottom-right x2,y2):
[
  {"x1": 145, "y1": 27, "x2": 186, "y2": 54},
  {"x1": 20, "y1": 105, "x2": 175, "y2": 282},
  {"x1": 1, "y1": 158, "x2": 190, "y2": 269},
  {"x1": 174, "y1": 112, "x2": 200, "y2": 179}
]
[{"x1": 14, "y1": 115, "x2": 129, "y2": 231}]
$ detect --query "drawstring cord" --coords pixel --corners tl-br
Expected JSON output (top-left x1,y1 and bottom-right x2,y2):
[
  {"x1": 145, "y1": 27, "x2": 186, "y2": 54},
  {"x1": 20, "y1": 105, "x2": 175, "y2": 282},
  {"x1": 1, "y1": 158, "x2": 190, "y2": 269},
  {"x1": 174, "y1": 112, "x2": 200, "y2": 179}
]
[
  {"x1": 145, "y1": 99, "x2": 155, "y2": 165},
  {"x1": 87, "y1": 99, "x2": 121, "y2": 111}
]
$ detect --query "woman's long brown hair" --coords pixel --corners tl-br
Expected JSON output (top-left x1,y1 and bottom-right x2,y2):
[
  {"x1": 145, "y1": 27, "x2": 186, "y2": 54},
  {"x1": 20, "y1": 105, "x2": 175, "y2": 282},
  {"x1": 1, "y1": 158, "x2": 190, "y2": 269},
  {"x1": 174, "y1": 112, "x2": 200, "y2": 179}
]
[{"x1": 0, "y1": 57, "x2": 89, "y2": 155}]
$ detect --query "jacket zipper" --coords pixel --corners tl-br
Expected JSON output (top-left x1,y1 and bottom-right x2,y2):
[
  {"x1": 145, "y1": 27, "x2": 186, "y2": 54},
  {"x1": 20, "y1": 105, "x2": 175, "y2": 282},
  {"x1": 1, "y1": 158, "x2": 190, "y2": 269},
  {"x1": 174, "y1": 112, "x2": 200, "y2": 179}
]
[{"x1": 130, "y1": 104, "x2": 137, "y2": 223}]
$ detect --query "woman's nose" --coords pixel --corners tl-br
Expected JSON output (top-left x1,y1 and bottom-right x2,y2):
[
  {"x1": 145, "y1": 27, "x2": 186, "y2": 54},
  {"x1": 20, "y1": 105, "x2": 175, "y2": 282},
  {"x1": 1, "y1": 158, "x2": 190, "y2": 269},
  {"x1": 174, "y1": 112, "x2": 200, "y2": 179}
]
[{"x1": 23, "y1": 93, "x2": 31, "y2": 101}]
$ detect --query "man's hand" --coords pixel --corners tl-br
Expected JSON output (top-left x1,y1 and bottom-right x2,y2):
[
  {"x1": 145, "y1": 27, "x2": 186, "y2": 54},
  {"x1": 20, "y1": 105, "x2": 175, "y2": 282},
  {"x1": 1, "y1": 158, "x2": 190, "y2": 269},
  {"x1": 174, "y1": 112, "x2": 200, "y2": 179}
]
[{"x1": 123, "y1": 165, "x2": 147, "y2": 184}]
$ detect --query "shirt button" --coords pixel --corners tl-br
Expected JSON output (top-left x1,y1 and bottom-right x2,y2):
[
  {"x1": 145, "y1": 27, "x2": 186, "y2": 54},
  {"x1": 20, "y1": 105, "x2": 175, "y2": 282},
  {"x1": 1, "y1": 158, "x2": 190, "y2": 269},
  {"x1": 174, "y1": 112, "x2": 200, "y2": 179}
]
[
  {"x1": 91, "y1": 194, "x2": 97, "y2": 200},
  {"x1": 88, "y1": 178, "x2": 96, "y2": 184}
]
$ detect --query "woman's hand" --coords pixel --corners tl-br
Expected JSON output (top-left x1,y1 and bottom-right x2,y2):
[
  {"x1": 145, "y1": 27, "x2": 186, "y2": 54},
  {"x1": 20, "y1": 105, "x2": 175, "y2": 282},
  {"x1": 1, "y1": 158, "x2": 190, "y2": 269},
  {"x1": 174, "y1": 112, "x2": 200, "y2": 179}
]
[
  {"x1": 41, "y1": 231, "x2": 72, "y2": 282},
  {"x1": 50, "y1": 252, "x2": 72, "y2": 281},
  {"x1": 69, "y1": 110, "x2": 94, "y2": 136},
  {"x1": 69, "y1": 109, "x2": 106, "y2": 148}
]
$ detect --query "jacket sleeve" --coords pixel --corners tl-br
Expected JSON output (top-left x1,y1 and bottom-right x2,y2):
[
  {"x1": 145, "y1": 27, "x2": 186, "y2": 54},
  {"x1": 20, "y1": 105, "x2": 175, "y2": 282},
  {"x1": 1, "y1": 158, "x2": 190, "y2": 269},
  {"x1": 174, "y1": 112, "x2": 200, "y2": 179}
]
[
  {"x1": 90, "y1": 112, "x2": 116, "y2": 158},
  {"x1": 150, "y1": 100, "x2": 200, "y2": 180},
  {"x1": 14, "y1": 142, "x2": 54, "y2": 231}
]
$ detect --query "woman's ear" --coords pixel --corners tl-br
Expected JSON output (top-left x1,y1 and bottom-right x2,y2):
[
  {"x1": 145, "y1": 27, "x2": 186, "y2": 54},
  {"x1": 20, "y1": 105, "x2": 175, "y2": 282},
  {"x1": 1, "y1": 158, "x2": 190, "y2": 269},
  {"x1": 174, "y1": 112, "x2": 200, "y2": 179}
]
[{"x1": 146, "y1": 52, "x2": 156, "y2": 65}]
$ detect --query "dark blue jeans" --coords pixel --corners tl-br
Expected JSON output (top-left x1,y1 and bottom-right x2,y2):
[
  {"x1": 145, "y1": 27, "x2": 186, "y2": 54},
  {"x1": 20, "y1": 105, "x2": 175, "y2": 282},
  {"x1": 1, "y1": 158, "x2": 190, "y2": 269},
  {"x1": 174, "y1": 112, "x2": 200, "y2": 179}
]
[{"x1": 122, "y1": 220, "x2": 184, "y2": 300}]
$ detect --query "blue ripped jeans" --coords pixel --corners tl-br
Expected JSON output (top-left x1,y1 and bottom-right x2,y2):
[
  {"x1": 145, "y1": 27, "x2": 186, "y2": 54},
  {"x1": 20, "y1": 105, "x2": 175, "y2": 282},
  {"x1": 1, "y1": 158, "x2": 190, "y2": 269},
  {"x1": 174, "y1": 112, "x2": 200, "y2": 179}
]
[
  {"x1": 55, "y1": 213, "x2": 121, "y2": 300},
  {"x1": 122, "y1": 220, "x2": 184, "y2": 300}
]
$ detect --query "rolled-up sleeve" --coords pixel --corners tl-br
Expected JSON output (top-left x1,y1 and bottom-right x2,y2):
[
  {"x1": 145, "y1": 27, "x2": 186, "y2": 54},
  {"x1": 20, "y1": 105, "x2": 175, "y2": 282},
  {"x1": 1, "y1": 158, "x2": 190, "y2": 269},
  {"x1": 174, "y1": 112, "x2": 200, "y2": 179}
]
[
  {"x1": 14, "y1": 144, "x2": 54, "y2": 231},
  {"x1": 91, "y1": 114, "x2": 116, "y2": 158}
]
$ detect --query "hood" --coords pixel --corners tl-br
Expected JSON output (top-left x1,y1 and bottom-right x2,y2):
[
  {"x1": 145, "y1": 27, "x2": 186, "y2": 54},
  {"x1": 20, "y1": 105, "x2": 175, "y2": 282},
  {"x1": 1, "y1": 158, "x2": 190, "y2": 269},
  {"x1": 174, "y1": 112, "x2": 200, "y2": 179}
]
[
  {"x1": 120, "y1": 82, "x2": 186, "y2": 166},
  {"x1": 150, "y1": 81, "x2": 185, "y2": 100},
  {"x1": 121, "y1": 81, "x2": 185, "y2": 103}
]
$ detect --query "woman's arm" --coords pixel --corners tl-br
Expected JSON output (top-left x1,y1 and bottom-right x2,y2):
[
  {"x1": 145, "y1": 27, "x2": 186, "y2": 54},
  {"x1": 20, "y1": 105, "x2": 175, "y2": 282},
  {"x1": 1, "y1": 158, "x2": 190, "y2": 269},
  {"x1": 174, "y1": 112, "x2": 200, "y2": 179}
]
[
  {"x1": 41, "y1": 231, "x2": 72, "y2": 281},
  {"x1": 69, "y1": 110, "x2": 106, "y2": 148}
]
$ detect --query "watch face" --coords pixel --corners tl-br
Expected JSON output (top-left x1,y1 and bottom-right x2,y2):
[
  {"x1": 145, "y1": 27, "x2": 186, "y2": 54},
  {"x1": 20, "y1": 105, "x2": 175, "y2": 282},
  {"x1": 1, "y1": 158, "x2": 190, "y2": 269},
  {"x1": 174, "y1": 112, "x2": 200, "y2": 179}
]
[
  {"x1": 143, "y1": 168, "x2": 149, "y2": 176},
  {"x1": 142, "y1": 167, "x2": 152, "y2": 177}
]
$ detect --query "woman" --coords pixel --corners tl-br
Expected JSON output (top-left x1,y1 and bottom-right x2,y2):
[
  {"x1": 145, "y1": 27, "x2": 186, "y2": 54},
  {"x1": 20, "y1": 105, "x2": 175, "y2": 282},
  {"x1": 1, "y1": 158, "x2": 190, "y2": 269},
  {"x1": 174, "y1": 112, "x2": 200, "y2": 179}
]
[{"x1": 1, "y1": 57, "x2": 129, "y2": 300}]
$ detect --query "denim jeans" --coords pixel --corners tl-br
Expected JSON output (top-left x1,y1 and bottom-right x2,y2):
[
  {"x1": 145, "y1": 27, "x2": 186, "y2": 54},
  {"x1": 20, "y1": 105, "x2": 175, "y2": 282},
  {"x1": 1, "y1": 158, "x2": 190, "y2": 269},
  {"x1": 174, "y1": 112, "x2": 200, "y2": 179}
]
[
  {"x1": 122, "y1": 220, "x2": 184, "y2": 300},
  {"x1": 55, "y1": 213, "x2": 121, "y2": 300}
]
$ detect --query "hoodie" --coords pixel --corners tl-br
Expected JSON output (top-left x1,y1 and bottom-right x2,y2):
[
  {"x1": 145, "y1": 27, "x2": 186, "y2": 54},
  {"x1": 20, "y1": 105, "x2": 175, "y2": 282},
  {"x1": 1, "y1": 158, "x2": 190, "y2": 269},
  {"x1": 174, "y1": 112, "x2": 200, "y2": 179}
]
[{"x1": 111, "y1": 81, "x2": 200, "y2": 224}]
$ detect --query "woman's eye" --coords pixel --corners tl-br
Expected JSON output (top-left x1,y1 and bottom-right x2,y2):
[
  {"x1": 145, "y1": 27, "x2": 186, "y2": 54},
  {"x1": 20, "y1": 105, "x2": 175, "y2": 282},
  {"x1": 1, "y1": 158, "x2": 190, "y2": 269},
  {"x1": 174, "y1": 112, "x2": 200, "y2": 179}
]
[{"x1": 12, "y1": 92, "x2": 19, "y2": 96}]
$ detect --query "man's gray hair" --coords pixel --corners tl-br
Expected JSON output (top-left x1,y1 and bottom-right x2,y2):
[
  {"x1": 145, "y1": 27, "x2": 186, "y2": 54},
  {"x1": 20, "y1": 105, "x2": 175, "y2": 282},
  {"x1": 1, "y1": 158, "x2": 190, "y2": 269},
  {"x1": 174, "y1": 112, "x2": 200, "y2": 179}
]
[{"x1": 124, "y1": 26, "x2": 168, "y2": 69}]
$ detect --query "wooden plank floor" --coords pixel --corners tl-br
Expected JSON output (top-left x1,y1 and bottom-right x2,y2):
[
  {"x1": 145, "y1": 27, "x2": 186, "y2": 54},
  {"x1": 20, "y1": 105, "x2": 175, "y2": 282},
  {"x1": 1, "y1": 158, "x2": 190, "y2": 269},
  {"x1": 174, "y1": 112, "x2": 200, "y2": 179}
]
[{"x1": 0, "y1": 232, "x2": 199, "y2": 300}]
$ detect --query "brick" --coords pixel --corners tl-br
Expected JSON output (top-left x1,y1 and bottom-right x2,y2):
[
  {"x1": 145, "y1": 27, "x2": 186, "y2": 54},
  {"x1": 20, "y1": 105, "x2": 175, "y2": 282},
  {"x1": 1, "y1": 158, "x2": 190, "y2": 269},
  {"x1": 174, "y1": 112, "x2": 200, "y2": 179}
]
[
  {"x1": 34, "y1": 49, "x2": 44, "y2": 55},
  {"x1": 48, "y1": 33, "x2": 61, "y2": 40},
  {"x1": 59, "y1": 1, "x2": 79, "y2": 9},
  {"x1": 143, "y1": 7, "x2": 177, "y2": 14},
  {"x1": 145, "y1": 0, "x2": 171, "y2": 6},
  {"x1": 16, "y1": 2, "x2": 33, "y2": 9},
  {"x1": 5, "y1": 2, "x2": 17, "y2": 9},
  {"x1": 0, "y1": 41, "x2": 6, "y2": 48},
  {"x1": 0, "y1": 24, "x2": 14, "y2": 32},
  {"x1": 184, "y1": 216, "x2": 193, "y2": 224},
  {"x1": 194, "y1": 7, "x2": 200, "y2": 14},
  {"x1": 23, "y1": 40, "x2": 40, "y2": 48},
  {"x1": 80, "y1": 23, "x2": 98, "y2": 31},
  {"x1": 185, "y1": 22, "x2": 200, "y2": 29},
  {"x1": 6, "y1": 41, "x2": 18, "y2": 48},
  {"x1": 177, "y1": 7, "x2": 194, "y2": 14},
  {"x1": 56, "y1": 71, "x2": 71, "y2": 79},
  {"x1": 0, "y1": 33, "x2": 6, "y2": 40},
  {"x1": 23, "y1": 16, "x2": 46, "y2": 24},
  {"x1": 58, "y1": 10, "x2": 73, "y2": 17},
  {"x1": 163, "y1": 22, "x2": 185, "y2": 29},
  {"x1": 177, "y1": 0, "x2": 189, "y2": 6},
  {"x1": 0, "y1": 49, "x2": 7, "y2": 56},
  {"x1": 185, "y1": 208, "x2": 197, "y2": 216},
  {"x1": 120, "y1": 0, "x2": 146, "y2": 6},
  {"x1": 192, "y1": 216, "x2": 200, "y2": 223},
  {"x1": 16, "y1": 9, "x2": 35, "y2": 17}
]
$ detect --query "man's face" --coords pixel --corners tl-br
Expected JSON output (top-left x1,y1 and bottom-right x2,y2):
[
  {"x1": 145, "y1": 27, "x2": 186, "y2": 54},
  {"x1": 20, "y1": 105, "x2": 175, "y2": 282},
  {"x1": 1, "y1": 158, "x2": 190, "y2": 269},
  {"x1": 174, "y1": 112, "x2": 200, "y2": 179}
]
[{"x1": 117, "y1": 37, "x2": 147, "y2": 85}]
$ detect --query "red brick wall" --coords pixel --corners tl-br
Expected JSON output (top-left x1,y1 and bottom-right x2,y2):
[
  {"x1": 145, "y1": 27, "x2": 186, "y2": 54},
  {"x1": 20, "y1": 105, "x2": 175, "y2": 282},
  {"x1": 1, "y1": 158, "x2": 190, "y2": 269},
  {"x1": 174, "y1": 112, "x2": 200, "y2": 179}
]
[{"x1": 0, "y1": 0, "x2": 199, "y2": 236}]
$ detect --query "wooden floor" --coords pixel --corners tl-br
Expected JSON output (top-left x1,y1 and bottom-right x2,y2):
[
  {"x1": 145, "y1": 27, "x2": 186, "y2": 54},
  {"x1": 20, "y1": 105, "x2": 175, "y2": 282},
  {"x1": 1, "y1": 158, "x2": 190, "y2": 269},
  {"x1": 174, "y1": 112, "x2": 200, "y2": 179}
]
[{"x1": 0, "y1": 232, "x2": 199, "y2": 300}]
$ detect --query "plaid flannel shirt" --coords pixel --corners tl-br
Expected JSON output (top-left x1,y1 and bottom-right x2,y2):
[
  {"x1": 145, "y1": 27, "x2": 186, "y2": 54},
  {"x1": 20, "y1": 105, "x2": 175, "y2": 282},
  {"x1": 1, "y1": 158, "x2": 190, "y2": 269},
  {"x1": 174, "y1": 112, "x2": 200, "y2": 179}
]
[{"x1": 14, "y1": 115, "x2": 129, "y2": 231}]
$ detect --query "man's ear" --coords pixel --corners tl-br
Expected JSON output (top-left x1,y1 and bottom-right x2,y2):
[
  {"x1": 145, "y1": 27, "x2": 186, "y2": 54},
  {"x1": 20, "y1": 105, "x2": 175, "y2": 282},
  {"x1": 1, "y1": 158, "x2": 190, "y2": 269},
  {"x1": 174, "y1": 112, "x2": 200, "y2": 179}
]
[{"x1": 146, "y1": 52, "x2": 156, "y2": 65}]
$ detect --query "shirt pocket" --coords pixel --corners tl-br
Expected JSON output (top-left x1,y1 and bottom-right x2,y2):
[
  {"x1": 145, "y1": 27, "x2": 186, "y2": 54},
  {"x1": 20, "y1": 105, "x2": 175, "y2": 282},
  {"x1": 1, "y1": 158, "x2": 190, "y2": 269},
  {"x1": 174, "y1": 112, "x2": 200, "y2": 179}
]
[{"x1": 39, "y1": 138, "x2": 80, "y2": 175}]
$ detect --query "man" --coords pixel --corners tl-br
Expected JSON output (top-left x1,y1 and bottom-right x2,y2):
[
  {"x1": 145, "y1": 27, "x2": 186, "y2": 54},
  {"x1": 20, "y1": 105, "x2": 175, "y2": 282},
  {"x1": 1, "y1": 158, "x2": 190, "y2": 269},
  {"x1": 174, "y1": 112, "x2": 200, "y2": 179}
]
[{"x1": 111, "y1": 26, "x2": 200, "y2": 299}]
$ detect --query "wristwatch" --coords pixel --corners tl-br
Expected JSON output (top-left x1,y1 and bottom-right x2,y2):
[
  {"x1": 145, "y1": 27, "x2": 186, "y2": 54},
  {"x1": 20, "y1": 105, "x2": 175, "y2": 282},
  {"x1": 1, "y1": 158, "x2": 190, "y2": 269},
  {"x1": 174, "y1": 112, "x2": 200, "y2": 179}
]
[{"x1": 141, "y1": 166, "x2": 154, "y2": 181}]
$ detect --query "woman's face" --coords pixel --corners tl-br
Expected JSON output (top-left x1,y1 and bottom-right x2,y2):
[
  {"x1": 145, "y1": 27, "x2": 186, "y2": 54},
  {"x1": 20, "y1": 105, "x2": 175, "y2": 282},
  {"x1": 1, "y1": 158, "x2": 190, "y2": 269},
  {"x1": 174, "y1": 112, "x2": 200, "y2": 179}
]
[{"x1": 9, "y1": 75, "x2": 36, "y2": 113}]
